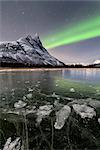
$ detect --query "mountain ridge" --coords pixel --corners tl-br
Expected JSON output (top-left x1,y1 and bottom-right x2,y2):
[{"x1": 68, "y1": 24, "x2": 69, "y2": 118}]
[{"x1": 0, "y1": 34, "x2": 65, "y2": 67}]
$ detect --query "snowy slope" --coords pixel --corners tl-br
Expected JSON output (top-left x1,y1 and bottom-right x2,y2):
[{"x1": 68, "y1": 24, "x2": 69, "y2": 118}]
[
  {"x1": 0, "y1": 34, "x2": 65, "y2": 67},
  {"x1": 93, "y1": 59, "x2": 100, "y2": 67}
]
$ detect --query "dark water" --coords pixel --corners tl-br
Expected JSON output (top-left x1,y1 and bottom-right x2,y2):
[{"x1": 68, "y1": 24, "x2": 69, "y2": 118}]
[{"x1": 0, "y1": 68, "x2": 100, "y2": 149}]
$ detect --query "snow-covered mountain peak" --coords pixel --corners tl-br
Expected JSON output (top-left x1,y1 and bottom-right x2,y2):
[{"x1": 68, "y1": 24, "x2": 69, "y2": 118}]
[
  {"x1": 17, "y1": 34, "x2": 42, "y2": 48},
  {"x1": 17, "y1": 35, "x2": 33, "y2": 45},
  {"x1": 0, "y1": 34, "x2": 65, "y2": 67},
  {"x1": 93, "y1": 59, "x2": 100, "y2": 64},
  {"x1": 34, "y1": 33, "x2": 41, "y2": 43}
]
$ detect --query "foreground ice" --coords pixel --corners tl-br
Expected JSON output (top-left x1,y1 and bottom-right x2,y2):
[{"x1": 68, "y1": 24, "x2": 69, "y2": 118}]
[
  {"x1": 36, "y1": 105, "x2": 53, "y2": 123},
  {"x1": 69, "y1": 88, "x2": 75, "y2": 92},
  {"x1": 1, "y1": 95, "x2": 100, "y2": 150},
  {"x1": 3, "y1": 137, "x2": 20, "y2": 150},
  {"x1": 54, "y1": 105, "x2": 71, "y2": 129},
  {"x1": 98, "y1": 118, "x2": 100, "y2": 124},
  {"x1": 26, "y1": 93, "x2": 33, "y2": 99},
  {"x1": 14, "y1": 100, "x2": 27, "y2": 109},
  {"x1": 72, "y1": 104, "x2": 96, "y2": 119}
]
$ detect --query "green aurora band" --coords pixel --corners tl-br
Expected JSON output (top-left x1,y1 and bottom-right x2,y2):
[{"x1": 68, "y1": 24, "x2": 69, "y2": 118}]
[{"x1": 42, "y1": 16, "x2": 100, "y2": 49}]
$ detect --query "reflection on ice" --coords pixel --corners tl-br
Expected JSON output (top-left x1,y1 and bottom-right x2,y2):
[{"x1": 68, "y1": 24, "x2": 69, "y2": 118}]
[{"x1": 63, "y1": 68, "x2": 100, "y2": 83}]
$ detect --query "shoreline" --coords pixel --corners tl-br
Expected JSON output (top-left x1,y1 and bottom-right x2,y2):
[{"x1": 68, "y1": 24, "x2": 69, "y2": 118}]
[{"x1": 0, "y1": 67, "x2": 100, "y2": 72}]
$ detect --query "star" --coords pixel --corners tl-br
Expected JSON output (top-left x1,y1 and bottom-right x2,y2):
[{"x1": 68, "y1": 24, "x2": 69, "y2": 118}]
[{"x1": 22, "y1": 11, "x2": 25, "y2": 15}]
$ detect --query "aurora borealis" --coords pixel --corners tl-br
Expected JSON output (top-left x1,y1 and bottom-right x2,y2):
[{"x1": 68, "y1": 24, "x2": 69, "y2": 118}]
[
  {"x1": 0, "y1": 0, "x2": 100, "y2": 64},
  {"x1": 43, "y1": 16, "x2": 100, "y2": 49}
]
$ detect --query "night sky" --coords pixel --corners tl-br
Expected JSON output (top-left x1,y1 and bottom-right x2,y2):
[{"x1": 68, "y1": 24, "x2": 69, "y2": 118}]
[{"x1": 0, "y1": 0, "x2": 100, "y2": 64}]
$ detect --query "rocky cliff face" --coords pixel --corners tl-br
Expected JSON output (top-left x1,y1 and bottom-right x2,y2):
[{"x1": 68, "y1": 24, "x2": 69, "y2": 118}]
[{"x1": 0, "y1": 34, "x2": 65, "y2": 67}]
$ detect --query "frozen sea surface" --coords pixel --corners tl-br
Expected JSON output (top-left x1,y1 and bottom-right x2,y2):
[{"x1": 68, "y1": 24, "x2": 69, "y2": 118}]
[{"x1": 0, "y1": 68, "x2": 100, "y2": 150}]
